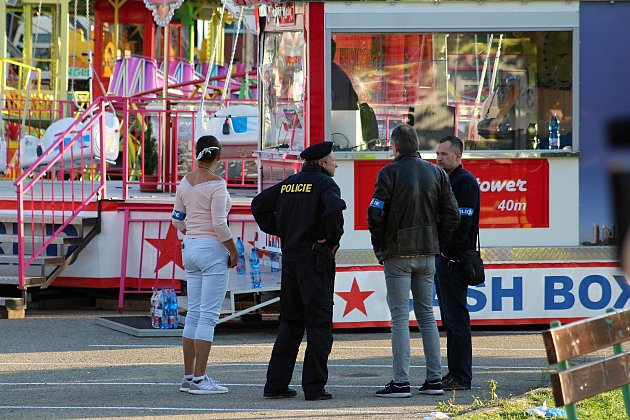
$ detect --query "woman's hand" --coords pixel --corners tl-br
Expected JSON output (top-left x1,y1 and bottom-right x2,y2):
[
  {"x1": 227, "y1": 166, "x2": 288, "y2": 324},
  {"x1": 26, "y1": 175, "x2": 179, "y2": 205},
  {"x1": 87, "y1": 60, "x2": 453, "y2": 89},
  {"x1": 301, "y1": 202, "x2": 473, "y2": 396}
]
[
  {"x1": 228, "y1": 252, "x2": 238, "y2": 269},
  {"x1": 223, "y1": 239, "x2": 239, "y2": 268}
]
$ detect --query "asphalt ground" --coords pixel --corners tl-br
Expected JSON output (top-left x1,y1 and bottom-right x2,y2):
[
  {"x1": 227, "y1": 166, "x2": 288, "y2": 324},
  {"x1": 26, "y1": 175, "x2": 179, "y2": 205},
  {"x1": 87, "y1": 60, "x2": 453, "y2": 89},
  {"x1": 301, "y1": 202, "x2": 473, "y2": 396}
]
[{"x1": 0, "y1": 310, "x2": 553, "y2": 419}]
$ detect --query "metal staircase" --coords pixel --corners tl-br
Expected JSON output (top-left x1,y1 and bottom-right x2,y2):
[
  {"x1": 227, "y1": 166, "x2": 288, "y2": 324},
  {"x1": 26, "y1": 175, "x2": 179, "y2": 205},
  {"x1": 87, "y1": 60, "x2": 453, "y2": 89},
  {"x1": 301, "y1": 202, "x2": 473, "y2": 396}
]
[
  {"x1": 0, "y1": 212, "x2": 100, "y2": 306},
  {"x1": 0, "y1": 98, "x2": 111, "y2": 314}
]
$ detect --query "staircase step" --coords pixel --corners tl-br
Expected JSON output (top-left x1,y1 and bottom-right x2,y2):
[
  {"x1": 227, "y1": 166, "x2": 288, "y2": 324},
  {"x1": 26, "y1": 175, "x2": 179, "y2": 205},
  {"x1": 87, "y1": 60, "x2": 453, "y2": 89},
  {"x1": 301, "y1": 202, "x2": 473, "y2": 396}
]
[
  {"x1": 0, "y1": 297, "x2": 25, "y2": 306},
  {"x1": 0, "y1": 255, "x2": 64, "y2": 265},
  {"x1": 0, "y1": 275, "x2": 46, "y2": 286},
  {"x1": 0, "y1": 214, "x2": 97, "y2": 225},
  {"x1": 0, "y1": 234, "x2": 82, "y2": 245}
]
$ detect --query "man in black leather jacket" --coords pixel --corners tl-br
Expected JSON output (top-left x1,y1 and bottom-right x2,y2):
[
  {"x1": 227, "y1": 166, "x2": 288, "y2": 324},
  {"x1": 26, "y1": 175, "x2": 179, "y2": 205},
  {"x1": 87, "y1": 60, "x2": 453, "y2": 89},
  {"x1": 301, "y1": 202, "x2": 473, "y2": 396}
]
[{"x1": 368, "y1": 124, "x2": 459, "y2": 398}]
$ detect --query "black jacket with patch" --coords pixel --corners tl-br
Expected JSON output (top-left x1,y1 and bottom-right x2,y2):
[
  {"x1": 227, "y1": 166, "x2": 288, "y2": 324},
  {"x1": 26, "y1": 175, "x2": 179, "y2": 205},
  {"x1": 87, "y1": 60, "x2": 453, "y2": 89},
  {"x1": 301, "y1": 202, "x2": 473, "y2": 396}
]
[{"x1": 367, "y1": 153, "x2": 460, "y2": 262}]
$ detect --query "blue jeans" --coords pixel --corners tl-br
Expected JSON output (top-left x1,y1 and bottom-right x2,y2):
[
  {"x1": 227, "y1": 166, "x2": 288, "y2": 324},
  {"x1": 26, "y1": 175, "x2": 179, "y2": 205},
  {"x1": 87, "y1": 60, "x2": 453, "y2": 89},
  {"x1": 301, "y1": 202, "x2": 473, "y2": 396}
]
[
  {"x1": 434, "y1": 256, "x2": 472, "y2": 387},
  {"x1": 182, "y1": 237, "x2": 230, "y2": 342},
  {"x1": 384, "y1": 255, "x2": 442, "y2": 383}
]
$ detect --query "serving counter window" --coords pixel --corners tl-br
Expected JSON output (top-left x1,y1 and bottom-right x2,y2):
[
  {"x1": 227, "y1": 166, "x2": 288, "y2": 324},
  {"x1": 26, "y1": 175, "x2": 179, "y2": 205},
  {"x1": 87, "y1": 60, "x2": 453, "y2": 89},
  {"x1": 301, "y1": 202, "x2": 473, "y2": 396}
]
[{"x1": 330, "y1": 31, "x2": 573, "y2": 152}]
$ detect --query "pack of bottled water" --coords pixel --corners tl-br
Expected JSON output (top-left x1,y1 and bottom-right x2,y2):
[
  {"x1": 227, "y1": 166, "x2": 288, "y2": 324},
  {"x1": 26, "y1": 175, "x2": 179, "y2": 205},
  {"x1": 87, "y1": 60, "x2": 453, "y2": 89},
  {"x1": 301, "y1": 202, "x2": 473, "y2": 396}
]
[{"x1": 150, "y1": 286, "x2": 179, "y2": 329}]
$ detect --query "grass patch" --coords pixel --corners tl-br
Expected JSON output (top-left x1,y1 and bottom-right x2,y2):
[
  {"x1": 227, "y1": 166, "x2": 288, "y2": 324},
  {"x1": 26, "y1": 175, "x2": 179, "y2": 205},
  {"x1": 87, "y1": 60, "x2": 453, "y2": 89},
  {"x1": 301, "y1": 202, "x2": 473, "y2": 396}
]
[{"x1": 436, "y1": 384, "x2": 627, "y2": 419}]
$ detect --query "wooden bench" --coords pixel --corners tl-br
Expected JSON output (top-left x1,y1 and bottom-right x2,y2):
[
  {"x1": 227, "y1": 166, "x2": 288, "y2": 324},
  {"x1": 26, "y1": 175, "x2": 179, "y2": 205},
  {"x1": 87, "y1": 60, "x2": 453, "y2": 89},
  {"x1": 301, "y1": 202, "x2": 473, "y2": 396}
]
[{"x1": 542, "y1": 308, "x2": 630, "y2": 419}]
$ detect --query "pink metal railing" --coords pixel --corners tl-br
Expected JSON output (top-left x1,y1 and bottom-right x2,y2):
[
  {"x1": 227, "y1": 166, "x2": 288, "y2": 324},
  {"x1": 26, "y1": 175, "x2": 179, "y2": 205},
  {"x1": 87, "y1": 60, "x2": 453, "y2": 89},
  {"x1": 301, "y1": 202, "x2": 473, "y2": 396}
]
[
  {"x1": 2, "y1": 98, "x2": 80, "y2": 180},
  {"x1": 5, "y1": 55, "x2": 261, "y2": 294},
  {"x1": 117, "y1": 205, "x2": 258, "y2": 310},
  {"x1": 118, "y1": 206, "x2": 181, "y2": 310},
  {"x1": 14, "y1": 98, "x2": 108, "y2": 290},
  {"x1": 115, "y1": 96, "x2": 258, "y2": 197}
]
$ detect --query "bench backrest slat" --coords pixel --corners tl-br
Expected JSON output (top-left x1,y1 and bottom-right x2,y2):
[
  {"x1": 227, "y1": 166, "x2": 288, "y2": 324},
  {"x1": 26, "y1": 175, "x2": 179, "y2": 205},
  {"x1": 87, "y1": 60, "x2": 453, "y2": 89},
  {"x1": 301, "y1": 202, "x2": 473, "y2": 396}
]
[
  {"x1": 542, "y1": 310, "x2": 630, "y2": 365},
  {"x1": 550, "y1": 350, "x2": 630, "y2": 406}
]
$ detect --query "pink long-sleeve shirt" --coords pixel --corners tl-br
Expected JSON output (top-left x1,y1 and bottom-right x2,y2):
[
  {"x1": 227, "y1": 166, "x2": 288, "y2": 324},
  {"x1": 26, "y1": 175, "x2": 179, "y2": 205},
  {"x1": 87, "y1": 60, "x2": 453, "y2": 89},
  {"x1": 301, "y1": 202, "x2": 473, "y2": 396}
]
[{"x1": 171, "y1": 178, "x2": 233, "y2": 242}]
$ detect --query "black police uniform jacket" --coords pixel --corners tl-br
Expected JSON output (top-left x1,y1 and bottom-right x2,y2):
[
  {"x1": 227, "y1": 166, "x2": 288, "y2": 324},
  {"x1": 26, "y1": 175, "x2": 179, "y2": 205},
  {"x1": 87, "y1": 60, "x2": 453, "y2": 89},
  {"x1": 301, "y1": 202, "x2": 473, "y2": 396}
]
[
  {"x1": 367, "y1": 153, "x2": 460, "y2": 263},
  {"x1": 440, "y1": 164, "x2": 481, "y2": 260},
  {"x1": 251, "y1": 164, "x2": 346, "y2": 261}
]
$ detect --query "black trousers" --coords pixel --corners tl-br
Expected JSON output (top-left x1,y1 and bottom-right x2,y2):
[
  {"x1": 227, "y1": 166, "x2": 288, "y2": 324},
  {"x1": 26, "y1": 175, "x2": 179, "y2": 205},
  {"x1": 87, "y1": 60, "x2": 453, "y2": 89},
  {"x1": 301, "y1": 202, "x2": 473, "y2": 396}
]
[
  {"x1": 264, "y1": 250, "x2": 335, "y2": 398},
  {"x1": 434, "y1": 256, "x2": 472, "y2": 387}
]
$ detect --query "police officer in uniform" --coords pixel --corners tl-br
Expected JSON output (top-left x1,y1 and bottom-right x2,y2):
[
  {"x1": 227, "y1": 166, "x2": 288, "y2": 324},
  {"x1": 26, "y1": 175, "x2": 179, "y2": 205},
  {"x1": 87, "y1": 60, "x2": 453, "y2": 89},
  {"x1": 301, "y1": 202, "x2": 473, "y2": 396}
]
[
  {"x1": 434, "y1": 135, "x2": 480, "y2": 391},
  {"x1": 251, "y1": 141, "x2": 346, "y2": 401}
]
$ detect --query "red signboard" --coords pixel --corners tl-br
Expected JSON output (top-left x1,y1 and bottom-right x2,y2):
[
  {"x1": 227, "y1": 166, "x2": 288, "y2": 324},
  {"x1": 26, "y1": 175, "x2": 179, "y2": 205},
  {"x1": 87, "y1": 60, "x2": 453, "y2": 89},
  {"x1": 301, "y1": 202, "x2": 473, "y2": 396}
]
[{"x1": 354, "y1": 159, "x2": 549, "y2": 230}]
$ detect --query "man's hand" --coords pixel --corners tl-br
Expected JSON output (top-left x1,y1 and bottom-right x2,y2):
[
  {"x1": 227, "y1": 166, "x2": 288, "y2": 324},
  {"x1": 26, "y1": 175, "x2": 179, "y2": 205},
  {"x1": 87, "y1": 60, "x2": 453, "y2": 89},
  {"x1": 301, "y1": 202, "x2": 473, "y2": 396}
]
[
  {"x1": 489, "y1": 116, "x2": 504, "y2": 133},
  {"x1": 317, "y1": 239, "x2": 338, "y2": 254}
]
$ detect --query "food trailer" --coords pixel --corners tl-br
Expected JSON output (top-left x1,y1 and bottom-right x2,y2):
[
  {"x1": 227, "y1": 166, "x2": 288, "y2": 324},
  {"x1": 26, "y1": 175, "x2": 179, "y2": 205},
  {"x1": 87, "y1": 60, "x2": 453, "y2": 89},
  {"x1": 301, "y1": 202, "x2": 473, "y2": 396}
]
[{"x1": 251, "y1": 0, "x2": 630, "y2": 327}]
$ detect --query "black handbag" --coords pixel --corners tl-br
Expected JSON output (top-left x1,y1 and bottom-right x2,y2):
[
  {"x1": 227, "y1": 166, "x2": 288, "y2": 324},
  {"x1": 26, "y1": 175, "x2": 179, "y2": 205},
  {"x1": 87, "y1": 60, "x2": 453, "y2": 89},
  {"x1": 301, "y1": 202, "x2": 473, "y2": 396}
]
[
  {"x1": 476, "y1": 91, "x2": 512, "y2": 139},
  {"x1": 476, "y1": 117, "x2": 511, "y2": 138},
  {"x1": 461, "y1": 233, "x2": 485, "y2": 286}
]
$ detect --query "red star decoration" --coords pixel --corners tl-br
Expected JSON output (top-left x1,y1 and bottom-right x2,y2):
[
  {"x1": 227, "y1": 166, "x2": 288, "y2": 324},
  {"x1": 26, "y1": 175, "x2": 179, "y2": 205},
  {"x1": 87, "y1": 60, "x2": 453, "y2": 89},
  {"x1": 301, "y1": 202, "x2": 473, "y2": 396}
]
[
  {"x1": 145, "y1": 224, "x2": 184, "y2": 273},
  {"x1": 335, "y1": 278, "x2": 375, "y2": 317}
]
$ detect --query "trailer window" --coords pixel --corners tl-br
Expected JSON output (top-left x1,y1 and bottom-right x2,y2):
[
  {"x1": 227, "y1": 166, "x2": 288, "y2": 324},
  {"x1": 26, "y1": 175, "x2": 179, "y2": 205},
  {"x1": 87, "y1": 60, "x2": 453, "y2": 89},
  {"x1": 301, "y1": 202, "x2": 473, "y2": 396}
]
[{"x1": 331, "y1": 31, "x2": 573, "y2": 151}]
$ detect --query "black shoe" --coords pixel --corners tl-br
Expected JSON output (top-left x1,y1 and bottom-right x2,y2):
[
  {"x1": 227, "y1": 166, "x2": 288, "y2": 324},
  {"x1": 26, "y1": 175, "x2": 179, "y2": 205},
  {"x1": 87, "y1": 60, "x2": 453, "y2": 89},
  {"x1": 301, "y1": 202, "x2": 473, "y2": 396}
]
[
  {"x1": 443, "y1": 377, "x2": 470, "y2": 391},
  {"x1": 375, "y1": 380, "x2": 412, "y2": 398},
  {"x1": 441, "y1": 373, "x2": 452, "y2": 382},
  {"x1": 264, "y1": 388, "x2": 298, "y2": 399},
  {"x1": 305, "y1": 390, "x2": 332, "y2": 401},
  {"x1": 418, "y1": 379, "x2": 444, "y2": 395}
]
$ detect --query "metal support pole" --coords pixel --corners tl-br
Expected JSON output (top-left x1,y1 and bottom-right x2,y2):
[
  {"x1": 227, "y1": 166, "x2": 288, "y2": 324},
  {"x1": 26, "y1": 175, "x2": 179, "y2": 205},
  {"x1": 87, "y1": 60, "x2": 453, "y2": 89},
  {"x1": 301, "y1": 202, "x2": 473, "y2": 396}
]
[
  {"x1": 550, "y1": 320, "x2": 579, "y2": 420},
  {"x1": 162, "y1": 25, "x2": 169, "y2": 191}
]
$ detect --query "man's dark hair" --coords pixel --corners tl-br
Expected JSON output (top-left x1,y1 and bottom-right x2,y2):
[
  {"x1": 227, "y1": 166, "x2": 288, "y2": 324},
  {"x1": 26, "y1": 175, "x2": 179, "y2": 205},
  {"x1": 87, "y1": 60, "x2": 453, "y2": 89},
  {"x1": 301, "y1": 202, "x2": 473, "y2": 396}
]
[
  {"x1": 391, "y1": 124, "x2": 419, "y2": 155},
  {"x1": 331, "y1": 39, "x2": 337, "y2": 61},
  {"x1": 439, "y1": 135, "x2": 464, "y2": 155}
]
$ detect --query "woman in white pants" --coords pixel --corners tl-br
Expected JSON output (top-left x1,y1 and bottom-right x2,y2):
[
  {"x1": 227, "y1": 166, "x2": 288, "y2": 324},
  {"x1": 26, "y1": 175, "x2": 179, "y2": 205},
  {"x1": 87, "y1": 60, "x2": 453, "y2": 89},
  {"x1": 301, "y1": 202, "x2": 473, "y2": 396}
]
[{"x1": 171, "y1": 135, "x2": 238, "y2": 395}]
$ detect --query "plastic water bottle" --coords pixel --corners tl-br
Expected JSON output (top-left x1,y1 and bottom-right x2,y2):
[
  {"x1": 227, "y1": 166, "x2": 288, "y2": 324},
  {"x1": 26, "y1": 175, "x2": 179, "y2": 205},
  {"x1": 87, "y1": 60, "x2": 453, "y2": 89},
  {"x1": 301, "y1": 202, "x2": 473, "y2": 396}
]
[
  {"x1": 270, "y1": 252, "x2": 280, "y2": 273},
  {"x1": 160, "y1": 287, "x2": 171, "y2": 329},
  {"x1": 250, "y1": 249, "x2": 261, "y2": 288},
  {"x1": 168, "y1": 289, "x2": 179, "y2": 329},
  {"x1": 236, "y1": 237, "x2": 246, "y2": 275},
  {"x1": 150, "y1": 288, "x2": 160, "y2": 329},
  {"x1": 548, "y1": 113, "x2": 559, "y2": 149}
]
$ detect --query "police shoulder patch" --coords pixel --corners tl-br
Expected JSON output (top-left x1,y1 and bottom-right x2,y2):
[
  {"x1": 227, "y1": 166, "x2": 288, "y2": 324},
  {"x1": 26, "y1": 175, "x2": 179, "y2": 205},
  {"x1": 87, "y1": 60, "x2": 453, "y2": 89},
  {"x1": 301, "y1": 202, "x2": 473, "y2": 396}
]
[
  {"x1": 369, "y1": 198, "x2": 385, "y2": 209},
  {"x1": 459, "y1": 207, "x2": 474, "y2": 216},
  {"x1": 172, "y1": 210, "x2": 186, "y2": 220}
]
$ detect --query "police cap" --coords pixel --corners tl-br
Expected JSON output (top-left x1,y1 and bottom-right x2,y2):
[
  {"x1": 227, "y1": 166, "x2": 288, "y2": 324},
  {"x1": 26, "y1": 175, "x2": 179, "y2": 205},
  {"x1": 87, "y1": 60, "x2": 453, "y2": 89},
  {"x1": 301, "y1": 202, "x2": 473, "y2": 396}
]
[{"x1": 300, "y1": 141, "x2": 333, "y2": 161}]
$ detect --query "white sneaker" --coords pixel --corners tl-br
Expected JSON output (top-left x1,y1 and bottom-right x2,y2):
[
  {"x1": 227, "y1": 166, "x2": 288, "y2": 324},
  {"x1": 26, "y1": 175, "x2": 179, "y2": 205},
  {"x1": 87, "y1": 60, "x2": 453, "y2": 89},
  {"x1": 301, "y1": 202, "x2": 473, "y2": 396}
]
[
  {"x1": 179, "y1": 378, "x2": 192, "y2": 392},
  {"x1": 188, "y1": 375, "x2": 228, "y2": 394}
]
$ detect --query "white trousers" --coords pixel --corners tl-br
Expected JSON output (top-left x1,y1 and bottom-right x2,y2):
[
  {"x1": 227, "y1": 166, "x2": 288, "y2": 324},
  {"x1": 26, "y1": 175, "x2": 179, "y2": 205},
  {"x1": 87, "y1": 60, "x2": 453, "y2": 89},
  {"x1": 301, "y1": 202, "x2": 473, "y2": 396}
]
[{"x1": 182, "y1": 237, "x2": 229, "y2": 342}]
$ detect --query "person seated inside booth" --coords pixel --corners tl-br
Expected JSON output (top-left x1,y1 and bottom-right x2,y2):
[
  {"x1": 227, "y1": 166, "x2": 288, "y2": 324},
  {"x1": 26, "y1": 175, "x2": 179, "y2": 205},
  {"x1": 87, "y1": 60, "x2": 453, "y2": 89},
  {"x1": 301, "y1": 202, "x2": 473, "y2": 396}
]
[
  {"x1": 331, "y1": 40, "x2": 359, "y2": 111},
  {"x1": 331, "y1": 39, "x2": 380, "y2": 150},
  {"x1": 474, "y1": 60, "x2": 531, "y2": 150}
]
